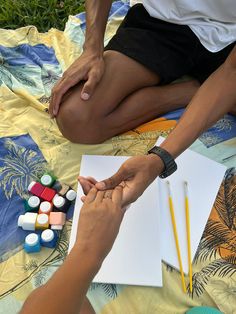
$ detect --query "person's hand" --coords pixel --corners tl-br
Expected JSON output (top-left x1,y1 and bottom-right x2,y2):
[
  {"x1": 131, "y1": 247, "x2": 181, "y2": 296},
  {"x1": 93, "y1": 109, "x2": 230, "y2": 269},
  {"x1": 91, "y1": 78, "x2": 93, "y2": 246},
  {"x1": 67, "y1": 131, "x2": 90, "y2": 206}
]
[
  {"x1": 49, "y1": 50, "x2": 105, "y2": 117},
  {"x1": 79, "y1": 155, "x2": 165, "y2": 207},
  {"x1": 76, "y1": 186, "x2": 125, "y2": 264}
]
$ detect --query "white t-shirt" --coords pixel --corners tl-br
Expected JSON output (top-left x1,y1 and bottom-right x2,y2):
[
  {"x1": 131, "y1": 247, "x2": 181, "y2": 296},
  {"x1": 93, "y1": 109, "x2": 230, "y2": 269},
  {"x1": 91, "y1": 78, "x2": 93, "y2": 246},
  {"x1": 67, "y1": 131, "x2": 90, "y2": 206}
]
[{"x1": 137, "y1": 0, "x2": 236, "y2": 52}]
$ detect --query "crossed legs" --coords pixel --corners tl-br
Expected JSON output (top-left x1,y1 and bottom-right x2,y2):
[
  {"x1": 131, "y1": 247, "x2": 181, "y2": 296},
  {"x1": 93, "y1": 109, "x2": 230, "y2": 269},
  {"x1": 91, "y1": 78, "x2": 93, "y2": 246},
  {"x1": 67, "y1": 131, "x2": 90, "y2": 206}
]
[{"x1": 56, "y1": 50, "x2": 199, "y2": 144}]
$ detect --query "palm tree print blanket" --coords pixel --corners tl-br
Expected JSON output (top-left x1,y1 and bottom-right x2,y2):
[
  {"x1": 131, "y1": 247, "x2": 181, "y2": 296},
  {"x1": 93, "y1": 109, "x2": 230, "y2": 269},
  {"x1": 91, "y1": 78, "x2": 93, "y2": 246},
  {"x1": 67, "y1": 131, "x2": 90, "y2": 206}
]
[{"x1": 0, "y1": 1, "x2": 236, "y2": 313}]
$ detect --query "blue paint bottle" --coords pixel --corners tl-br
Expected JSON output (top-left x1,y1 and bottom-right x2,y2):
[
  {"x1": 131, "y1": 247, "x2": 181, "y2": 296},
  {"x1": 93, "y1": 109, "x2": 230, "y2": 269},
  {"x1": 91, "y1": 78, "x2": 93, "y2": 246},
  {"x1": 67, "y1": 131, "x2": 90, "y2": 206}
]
[
  {"x1": 40, "y1": 229, "x2": 58, "y2": 248},
  {"x1": 24, "y1": 233, "x2": 41, "y2": 253}
]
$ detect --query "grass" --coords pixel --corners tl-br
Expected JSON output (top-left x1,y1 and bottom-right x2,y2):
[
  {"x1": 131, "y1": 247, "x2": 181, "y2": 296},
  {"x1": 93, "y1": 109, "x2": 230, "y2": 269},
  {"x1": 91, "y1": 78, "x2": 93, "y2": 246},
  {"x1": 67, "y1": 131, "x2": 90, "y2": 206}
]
[{"x1": 0, "y1": 0, "x2": 85, "y2": 32}]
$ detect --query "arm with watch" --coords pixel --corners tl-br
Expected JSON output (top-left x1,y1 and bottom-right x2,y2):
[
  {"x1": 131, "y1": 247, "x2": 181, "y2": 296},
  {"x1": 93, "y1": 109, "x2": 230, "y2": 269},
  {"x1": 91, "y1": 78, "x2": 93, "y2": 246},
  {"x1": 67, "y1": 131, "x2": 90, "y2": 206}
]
[{"x1": 78, "y1": 45, "x2": 236, "y2": 207}]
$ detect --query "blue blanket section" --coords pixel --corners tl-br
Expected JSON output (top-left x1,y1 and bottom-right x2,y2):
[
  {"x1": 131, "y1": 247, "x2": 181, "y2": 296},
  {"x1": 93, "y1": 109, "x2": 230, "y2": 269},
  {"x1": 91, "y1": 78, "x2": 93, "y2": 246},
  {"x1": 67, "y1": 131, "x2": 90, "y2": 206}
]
[
  {"x1": 163, "y1": 109, "x2": 236, "y2": 147},
  {"x1": 0, "y1": 44, "x2": 59, "y2": 67},
  {"x1": 0, "y1": 134, "x2": 74, "y2": 262},
  {"x1": 76, "y1": 0, "x2": 130, "y2": 31}
]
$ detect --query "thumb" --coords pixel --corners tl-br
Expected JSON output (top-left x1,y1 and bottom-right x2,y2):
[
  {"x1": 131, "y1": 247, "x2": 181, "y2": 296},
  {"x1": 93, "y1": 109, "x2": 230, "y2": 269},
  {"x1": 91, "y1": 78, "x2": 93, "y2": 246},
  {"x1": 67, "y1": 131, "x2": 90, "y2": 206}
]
[{"x1": 95, "y1": 167, "x2": 127, "y2": 190}]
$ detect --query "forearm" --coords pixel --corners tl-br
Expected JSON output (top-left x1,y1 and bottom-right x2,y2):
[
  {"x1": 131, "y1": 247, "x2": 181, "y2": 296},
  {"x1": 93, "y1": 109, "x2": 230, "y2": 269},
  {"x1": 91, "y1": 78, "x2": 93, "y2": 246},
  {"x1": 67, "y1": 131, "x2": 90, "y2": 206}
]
[
  {"x1": 161, "y1": 47, "x2": 236, "y2": 158},
  {"x1": 20, "y1": 247, "x2": 101, "y2": 314},
  {"x1": 84, "y1": 0, "x2": 112, "y2": 54}
]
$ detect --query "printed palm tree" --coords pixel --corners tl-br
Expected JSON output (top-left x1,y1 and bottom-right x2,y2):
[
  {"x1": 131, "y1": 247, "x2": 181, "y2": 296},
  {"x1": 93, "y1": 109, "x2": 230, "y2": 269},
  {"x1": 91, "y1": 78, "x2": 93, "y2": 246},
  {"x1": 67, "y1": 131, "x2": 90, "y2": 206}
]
[
  {"x1": 0, "y1": 138, "x2": 47, "y2": 199},
  {"x1": 165, "y1": 168, "x2": 236, "y2": 297},
  {"x1": 190, "y1": 167, "x2": 236, "y2": 296}
]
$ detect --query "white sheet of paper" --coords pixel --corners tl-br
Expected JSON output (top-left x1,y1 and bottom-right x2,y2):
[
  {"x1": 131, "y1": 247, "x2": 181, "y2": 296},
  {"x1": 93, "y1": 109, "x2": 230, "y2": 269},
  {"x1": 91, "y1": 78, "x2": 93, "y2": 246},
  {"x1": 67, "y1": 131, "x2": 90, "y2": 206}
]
[
  {"x1": 156, "y1": 137, "x2": 227, "y2": 273},
  {"x1": 69, "y1": 156, "x2": 163, "y2": 287}
]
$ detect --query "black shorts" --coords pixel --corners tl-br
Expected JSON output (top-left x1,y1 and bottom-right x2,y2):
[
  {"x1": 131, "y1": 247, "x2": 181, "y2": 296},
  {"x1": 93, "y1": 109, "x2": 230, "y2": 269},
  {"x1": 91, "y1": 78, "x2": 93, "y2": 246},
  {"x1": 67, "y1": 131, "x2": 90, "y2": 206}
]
[{"x1": 105, "y1": 4, "x2": 235, "y2": 84}]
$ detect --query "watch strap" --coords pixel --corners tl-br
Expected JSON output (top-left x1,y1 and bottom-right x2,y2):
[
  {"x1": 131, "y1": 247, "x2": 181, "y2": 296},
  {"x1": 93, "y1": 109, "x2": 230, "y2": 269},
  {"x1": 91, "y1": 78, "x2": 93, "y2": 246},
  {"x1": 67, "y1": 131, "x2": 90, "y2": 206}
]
[{"x1": 148, "y1": 146, "x2": 177, "y2": 178}]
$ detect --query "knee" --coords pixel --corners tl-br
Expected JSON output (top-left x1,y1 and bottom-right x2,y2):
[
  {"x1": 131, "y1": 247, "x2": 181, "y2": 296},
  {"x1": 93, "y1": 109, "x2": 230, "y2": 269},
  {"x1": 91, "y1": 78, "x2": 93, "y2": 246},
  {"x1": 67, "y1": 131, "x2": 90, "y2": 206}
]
[{"x1": 56, "y1": 99, "x2": 106, "y2": 144}]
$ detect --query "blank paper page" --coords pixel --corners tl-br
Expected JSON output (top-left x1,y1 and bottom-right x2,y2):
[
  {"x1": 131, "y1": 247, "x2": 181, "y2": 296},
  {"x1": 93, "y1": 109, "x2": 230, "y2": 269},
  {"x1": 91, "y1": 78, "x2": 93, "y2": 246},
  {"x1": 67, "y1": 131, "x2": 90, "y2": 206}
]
[{"x1": 69, "y1": 155, "x2": 163, "y2": 287}]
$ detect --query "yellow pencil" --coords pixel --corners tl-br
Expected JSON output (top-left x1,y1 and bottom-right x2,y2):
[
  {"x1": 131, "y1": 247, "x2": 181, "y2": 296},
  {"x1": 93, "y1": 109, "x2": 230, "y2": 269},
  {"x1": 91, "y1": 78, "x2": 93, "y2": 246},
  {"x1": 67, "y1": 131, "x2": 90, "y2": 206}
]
[
  {"x1": 166, "y1": 181, "x2": 186, "y2": 293},
  {"x1": 184, "y1": 181, "x2": 192, "y2": 292}
]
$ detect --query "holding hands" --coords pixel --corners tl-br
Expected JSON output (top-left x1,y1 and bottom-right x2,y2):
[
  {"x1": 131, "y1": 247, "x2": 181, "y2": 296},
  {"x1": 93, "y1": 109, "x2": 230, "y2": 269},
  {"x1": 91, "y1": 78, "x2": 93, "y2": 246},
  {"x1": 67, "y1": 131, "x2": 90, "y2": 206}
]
[{"x1": 78, "y1": 154, "x2": 164, "y2": 207}]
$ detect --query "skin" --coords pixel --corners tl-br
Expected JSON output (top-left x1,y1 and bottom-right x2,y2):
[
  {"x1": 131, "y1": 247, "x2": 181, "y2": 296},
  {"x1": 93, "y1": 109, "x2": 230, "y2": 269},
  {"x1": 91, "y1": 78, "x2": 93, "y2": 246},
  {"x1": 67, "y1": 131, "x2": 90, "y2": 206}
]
[
  {"x1": 79, "y1": 46, "x2": 236, "y2": 208},
  {"x1": 49, "y1": 0, "x2": 201, "y2": 144},
  {"x1": 47, "y1": 0, "x2": 236, "y2": 311},
  {"x1": 20, "y1": 187, "x2": 125, "y2": 314}
]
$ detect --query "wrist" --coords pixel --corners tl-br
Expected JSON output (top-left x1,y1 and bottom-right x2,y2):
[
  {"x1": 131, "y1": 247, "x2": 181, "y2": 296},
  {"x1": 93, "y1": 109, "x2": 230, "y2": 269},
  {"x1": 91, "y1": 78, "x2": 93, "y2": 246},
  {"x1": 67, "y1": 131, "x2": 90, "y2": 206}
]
[
  {"x1": 83, "y1": 39, "x2": 104, "y2": 57},
  {"x1": 71, "y1": 245, "x2": 102, "y2": 275},
  {"x1": 146, "y1": 153, "x2": 165, "y2": 173}
]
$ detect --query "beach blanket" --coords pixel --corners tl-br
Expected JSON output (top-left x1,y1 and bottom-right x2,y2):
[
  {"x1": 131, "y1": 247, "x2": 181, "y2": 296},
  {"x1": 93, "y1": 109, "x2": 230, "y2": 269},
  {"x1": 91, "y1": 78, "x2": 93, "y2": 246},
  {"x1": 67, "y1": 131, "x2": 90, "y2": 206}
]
[{"x1": 0, "y1": 1, "x2": 236, "y2": 313}]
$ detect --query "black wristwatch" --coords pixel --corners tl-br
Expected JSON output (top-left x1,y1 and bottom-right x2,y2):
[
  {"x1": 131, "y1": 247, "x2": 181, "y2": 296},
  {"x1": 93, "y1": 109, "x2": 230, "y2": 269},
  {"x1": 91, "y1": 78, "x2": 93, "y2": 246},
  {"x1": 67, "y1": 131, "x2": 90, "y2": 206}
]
[{"x1": 148, "y1": 146, "x2": 177, "y2": 178}]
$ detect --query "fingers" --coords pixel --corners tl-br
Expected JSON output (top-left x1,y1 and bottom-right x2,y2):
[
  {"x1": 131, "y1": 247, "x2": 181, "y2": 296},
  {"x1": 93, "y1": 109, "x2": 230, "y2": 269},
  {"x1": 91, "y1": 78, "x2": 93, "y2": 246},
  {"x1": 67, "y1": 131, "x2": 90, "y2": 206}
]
[
  {"x1": 84, "y1": 187, "x2": 97, "y2": 203},
  {"x1": 85, "y1": 176, "x2": 97, "y2": 185},
  {"x1": 50, "y1": 73, "x2": 84, "y2": 117},
  {"x1": 78, "y1": 177, "x2": 95, "y2": 195},
  {"x1": 81, "y1": 195, "x2": 86, "y2": 203},
  {"x1": 104, "y1": 190, "x2": 113, "y2": 199},
  {"x1": 96, "y1": 167, "x2": 128, "y2": 190},
  {"x1": 81, "y1": 71, "x2": 101, "y2": 101},
  {"x1": 95, "y1": 191, "x2": 105, "y2": 202},
  {"x1": 112, "y1": 186, "x2": 123, "y2": 206},
  {"x1": 49, "y1": 77, "x2": 62, "y2": 117}
]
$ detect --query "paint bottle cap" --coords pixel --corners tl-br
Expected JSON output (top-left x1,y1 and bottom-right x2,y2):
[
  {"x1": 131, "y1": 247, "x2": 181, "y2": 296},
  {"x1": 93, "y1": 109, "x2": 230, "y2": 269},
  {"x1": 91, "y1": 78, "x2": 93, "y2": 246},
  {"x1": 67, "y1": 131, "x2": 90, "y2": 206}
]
[
  {"x1": 51, "y1": 224, "x2": 63, "y2": 230},
  {"x1": 25, "y1": 233, "x2": 39, "y2": 246},
  {"x1": 28, "y1": 181, "x2": 36, "y2": 191},
  {"x1": 66, "y1": 190, "x2": 77, "y2": 201},
  {"x1": 18, "y1": 215, "x2": 24, "y2": 227},
  {"x1": 28, "y1": 196, "x2": 40, "y2": 208},
  {"x1": 53, "y1": 196, "x2": 65, "y2": 208},
  {"x1": 40, "y1": 201, "x2": 51, "y2": 213},
  {"x1": 40, "y1": 174, "x2": 53, "y2": 186},
  {"x1": 41, "y1": 229, "x2": 54, "y2": 242},
  {"x1": 37, "y1": 214, "x2": 49, "y2": 225}
]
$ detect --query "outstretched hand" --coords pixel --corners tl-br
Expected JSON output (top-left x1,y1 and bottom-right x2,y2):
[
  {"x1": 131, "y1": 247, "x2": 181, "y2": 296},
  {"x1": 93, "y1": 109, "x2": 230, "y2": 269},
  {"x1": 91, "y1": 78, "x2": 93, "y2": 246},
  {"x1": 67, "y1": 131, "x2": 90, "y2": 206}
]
[{"x1": 78, "y1": 155, "x2": 164, "y2": 207}]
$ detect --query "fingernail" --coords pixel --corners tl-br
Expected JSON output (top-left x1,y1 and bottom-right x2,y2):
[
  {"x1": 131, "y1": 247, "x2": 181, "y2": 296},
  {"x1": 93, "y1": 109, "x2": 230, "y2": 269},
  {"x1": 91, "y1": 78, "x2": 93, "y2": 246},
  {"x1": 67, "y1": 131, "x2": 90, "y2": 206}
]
[
  {"x1": 81, "y1": 93, "x2": 90, "y2": 100},
  {"x1": 96, "y1": 182, "x2": 105, "y2": 189}
]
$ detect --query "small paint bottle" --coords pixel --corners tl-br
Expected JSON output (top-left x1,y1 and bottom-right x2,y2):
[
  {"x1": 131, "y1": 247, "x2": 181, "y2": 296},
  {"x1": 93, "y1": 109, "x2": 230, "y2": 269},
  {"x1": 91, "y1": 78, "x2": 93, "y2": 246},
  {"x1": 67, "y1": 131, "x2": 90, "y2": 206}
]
[
  {"x1": 41, "y1": 229, "x2": 58, "y2": 248},
  {"x1": 40, "y1": 173, "x2": 56, "y2": 187},
  {"x1": 66, "y1": 189, "x2": 77, "y2": 202},
  {"x1": 40, "y1": 187, "x2": 56, "y2": 202},
  {"x1": 28, "y1": 181, "x2": 45, "y2": 197},
  {"x1": 39, "y1": 201, "x2": 53, "y2": 215},
  {"x1": 35, "y1": 213, "x2": 49, "y2": 230},
  {"x1": 49, "y1": 212, "x2": 66, "y2": 230},
  {"x1": 18, "y1": 212, "x2": 37, "y2": 231},
  {"x1": 24, "y1": 196, "x2": 40, "y2": 212},
  {"x1": 24, "y1": 233, "x2": 41, "y2": 253},
  {"x1": 52, "y1": 195, "x2": 70, "y2": 213},
  {"x1": 52, "y1": 181, "x2": 70, "y2": 196}
]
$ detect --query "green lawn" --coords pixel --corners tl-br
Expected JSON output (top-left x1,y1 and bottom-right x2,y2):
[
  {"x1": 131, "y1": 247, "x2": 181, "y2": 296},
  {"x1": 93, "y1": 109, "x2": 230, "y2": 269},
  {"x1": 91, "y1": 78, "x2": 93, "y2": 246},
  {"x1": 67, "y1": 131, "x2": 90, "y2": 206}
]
[{"x1": 0, "y1": 0, "x2": 85, "y2": 32}]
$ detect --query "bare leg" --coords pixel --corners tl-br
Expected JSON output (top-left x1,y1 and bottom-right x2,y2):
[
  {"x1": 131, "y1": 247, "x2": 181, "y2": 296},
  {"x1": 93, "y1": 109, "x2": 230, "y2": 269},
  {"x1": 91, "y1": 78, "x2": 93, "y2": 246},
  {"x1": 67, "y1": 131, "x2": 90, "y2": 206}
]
[
  {"x1": 80, "y1": 297, "x2": 95, "y2": 314},
  {"x1": 104, "y1": 80, "x2": 199, "y2": 137},
  {"x1": 229, "y1": 104, "x2": 236, "y2": 116},
  {"x1": 56, "y1": 50, "x2": 199, "y2": 144}
]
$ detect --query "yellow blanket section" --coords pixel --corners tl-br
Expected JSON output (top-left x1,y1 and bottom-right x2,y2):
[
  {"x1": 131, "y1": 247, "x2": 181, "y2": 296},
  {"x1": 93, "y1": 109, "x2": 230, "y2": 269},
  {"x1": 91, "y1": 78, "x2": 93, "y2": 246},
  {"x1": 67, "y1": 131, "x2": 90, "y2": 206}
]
[{"x1": 0, "y1": 5, "x2": 235, "y2": 314}]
